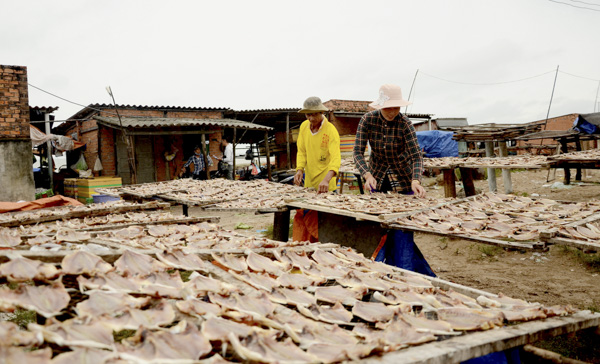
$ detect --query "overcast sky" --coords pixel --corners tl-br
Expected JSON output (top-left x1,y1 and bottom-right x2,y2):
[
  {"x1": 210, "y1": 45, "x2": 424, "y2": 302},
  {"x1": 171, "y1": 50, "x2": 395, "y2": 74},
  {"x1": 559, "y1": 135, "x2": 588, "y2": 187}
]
[{"x1": 3, "y1": 0, "x2": 600, "y2": 125}]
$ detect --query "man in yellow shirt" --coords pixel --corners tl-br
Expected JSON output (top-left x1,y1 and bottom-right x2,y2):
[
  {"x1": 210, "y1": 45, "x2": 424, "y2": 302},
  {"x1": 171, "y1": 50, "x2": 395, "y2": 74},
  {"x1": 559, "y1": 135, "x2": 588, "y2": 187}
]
[
  {"x1": 292, "y1": 96, "x2": 341, "y2": 241},
  {"x1": 293, "y1": 97, "x2": 341, "y2": 192}
]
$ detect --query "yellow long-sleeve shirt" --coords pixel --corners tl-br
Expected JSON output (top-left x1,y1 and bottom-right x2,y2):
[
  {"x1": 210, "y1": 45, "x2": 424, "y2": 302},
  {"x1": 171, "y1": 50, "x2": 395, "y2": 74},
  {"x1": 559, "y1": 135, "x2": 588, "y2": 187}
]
[{"x1": 296, "y1": 117, "x2": 341, "y2": 191}]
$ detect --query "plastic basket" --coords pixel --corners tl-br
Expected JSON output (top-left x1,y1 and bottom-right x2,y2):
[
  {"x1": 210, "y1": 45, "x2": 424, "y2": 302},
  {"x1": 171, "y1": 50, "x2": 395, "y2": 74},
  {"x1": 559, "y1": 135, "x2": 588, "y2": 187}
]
[{"x1": 92, "y1": 194, "x2": 121, "y2": 204}]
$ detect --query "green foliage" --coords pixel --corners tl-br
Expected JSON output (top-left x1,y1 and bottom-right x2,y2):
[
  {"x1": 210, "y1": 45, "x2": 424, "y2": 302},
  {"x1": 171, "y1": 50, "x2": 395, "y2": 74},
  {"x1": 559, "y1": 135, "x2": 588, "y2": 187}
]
[
  {"x1": 113, "y1": 329, "x2": 137, "y2": 342},
  {"x1": 8, "y1": 309, "x2": 37, "y2": 329},
  {"x1": 560, "y1": 245, "x2": 600, "y2": 272},
  {"x1": 179, "y1": 270, "x2": 193, "y2": 282},
  {"x1": 478, "y1": 244, "x2": 503, "y2": 257}
]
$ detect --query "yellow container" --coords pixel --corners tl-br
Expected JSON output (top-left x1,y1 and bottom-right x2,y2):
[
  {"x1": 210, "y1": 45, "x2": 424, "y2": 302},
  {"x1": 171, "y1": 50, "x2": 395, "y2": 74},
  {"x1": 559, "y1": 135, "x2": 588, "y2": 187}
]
[
  {"x1": 64, "y1": 178, "x2": 78, "y2": 198},
  {"x1": 77, "y1": 177, "x2": 122, "y2": 198}
]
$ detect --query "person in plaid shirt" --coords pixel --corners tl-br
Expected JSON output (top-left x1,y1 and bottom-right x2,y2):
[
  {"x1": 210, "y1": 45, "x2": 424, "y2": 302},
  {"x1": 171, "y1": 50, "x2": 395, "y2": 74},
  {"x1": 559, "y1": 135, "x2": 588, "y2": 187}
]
[
  {"x1": 353, "y1": 84, "x2": 435, "y2": 277},
  {"x1": 353, "y1": 84, "x2": 426, "y2": 197},
  {"x1": 181, "y1": 145, "x2": 206, "y2": 180}
]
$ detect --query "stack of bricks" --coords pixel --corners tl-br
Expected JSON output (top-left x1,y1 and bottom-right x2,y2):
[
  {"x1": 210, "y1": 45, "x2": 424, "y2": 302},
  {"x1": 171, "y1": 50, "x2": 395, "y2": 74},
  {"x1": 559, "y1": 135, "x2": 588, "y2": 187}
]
[{"x1": 0, "y1": 65, "x2": 29, "y2": 139}]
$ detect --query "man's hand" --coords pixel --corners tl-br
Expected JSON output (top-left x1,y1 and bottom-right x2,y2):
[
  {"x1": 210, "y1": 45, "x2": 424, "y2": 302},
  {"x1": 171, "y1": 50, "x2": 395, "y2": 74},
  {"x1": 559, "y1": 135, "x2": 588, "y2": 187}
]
[
  {"x1": 293, "y1": 169, "x2": 304, "y2": 186},
  {"x1": 411, "y1": 180, "x2": 426, "y2": 198},
  {"x1": 317, "y1": 180, "x2": 329, "y2": 194},
  {"x1": 364, "y1": 173, "x2": 377, "y2": 192}
]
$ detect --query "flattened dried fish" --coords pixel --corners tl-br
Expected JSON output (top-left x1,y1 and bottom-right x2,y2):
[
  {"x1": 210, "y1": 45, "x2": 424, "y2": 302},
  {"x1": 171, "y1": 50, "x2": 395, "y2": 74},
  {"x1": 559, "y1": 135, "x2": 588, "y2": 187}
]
[
  {"x1": 0, "y1": 321, "x2": 43, "y2": 346},
  {"x1": 268, "y1": 287, "x2": 317, "y2": 307},
  {"x1": 0, "y1": 281, "x2": 70, "y2": 318},
  {"x1": 229, "y1": 270, "x2": 279, "y2": 291},
  {"x1": 156, "y1": 249, "x2": 207, "y2": 271},
  {"x1": 437, "y1": 307, "x2": 504, "y2": 330},
  {"x1": 298, "y1": 302, "x2": 354, "y2": 325},
  {"x1": 0, "y1": 256, "x2": 59, "y2": 282},
  {"x1": 76, "y1": 290, "x2": 150, "y2": 318},
  {"x1": 113, "y1": 249, "x2": 169, "y2": 276},
  {"x1": 246, "y1": 251, "x2": 289, "y2": 275},
  {"x1": 314, "y1": 285, "x2": 365, "y2": 306},
  {"x1": 101, "y1": 300, "x2": 176, "y2": 330},
  {"x1": 175, "y1": 298, "x2": 222, "y2": 317},
  {"x1": 229, "y1": 332, "x2": 317, "y2": 364},
  {"x1": 352, "y1": 301, "x2": 396, "y2": 322},
  {"x1": 276, "y1": 272, "x2": 325, "y2": 288},
  {"x1": 28, "y1": 318, "x2": 114, "y2": 349},
  {"x1": 61, "y1": 250, "x2": 113, "y2": 275},
  {"x1": 211, "y1": 253, "x2": 248, "y2": 272},
  {"x1": 116, "y1": 320, "x2": 211, "y2": 361},
  {"x1": 55, "y1": 229, "x2": 91, "y2": 242}
]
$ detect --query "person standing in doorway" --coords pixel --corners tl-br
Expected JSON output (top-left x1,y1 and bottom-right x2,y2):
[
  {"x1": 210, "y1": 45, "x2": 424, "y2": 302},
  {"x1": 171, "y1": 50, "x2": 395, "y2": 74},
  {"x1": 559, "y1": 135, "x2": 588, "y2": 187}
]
[
  {"x1": 180, "y1": 145, "x2": 206, "y2": 180},
  {"x1": 292, "y1": 96, "x2": 341, "y2": 242}
]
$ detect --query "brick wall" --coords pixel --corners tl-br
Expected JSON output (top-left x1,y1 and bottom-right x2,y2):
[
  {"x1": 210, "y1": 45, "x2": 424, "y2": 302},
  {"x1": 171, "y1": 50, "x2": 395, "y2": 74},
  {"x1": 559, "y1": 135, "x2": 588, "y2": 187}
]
[
  {"x1": 324, "y1": 99, "x2": 371, "y2": 113},
  {"x1": 0, "y1": 65, "x2": 29, "y2": 138},
  {"x1": 99, "y1": 126, "x2": 116, "y2": 176},
  {"x1": 516, "y1": 114, "x2": 578, "y2": 153}
]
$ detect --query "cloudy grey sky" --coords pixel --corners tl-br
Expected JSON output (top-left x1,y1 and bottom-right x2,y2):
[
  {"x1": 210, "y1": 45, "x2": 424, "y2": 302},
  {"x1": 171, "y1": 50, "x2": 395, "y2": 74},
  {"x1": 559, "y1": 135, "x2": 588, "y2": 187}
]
[{"x1": 3, "y1": 0, "x2": 600, "y2": 125}]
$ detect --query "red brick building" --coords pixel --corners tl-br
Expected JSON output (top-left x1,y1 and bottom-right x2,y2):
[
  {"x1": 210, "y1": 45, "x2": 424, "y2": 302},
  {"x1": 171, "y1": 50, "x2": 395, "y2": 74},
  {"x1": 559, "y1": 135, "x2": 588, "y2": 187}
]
[{"x1": 54, "y1": 105, "x2": 271, "y2": 184}]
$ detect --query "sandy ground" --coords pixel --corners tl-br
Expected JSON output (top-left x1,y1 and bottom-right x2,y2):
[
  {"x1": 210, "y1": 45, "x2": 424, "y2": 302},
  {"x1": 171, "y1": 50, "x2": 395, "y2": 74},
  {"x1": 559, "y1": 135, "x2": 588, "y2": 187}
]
[{"x1": 183, "y1": 167, "x2": 600, "y2": 312}]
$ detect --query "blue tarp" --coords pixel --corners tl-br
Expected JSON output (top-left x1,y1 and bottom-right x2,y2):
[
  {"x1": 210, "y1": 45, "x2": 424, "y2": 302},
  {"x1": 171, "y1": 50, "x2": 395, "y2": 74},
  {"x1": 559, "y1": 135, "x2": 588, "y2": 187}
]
[{"x1": 416, "y1": 130, "x2": 459, "y2": 158}]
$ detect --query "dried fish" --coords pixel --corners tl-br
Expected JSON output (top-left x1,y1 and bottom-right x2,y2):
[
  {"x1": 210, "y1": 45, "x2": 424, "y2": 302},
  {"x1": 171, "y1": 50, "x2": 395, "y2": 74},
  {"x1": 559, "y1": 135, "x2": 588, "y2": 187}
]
[{"x1": 0, "y1": 256, "x2": 60, "y2": 282}]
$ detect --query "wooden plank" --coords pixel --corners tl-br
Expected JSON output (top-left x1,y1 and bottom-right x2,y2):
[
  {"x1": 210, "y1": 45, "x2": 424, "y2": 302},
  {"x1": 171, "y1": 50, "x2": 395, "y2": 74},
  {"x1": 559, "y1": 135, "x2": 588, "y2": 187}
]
[
  {"x1": 378, "y1": 194, "x2": 478, "y2": 222},
  {"x1": 0, "y1": 201, "x2": 171, "y2": 227},
  {"x1": 0, "y1": 249, "x2": 124, "y2": 264},
  {"x1": 286, "y1": 201, "x2": 383, "y2": 222},
  {"x1": 459, "y1": 164, "x2": 545, "y2": 169},
  {"x1": 364, "y1": 310, "x2": 600, "y2": 364},
  {"x1": 564, "y1": 212, "x2": 600, "y2": 228},
  {"x1": 385, "y1": 223, "x2": 540, "y2": 250},
  {"x1": 546, "y1": 237, "x2": 600, "y2": 251},
  {"x1": 19, "y1": 216, "x2": 221, "y2": 238}
]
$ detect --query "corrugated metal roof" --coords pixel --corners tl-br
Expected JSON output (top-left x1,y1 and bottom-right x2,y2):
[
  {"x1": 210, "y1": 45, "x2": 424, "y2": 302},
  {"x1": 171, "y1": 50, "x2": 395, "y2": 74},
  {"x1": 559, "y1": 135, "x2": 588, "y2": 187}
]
[
  {"x1": 88, "y1": 103, "x2": 229, "y2": 111},
  {"x1": 234, "y1": 108, "x2": 299, "y2": 113},
  {"x1": 94, "y1": 116, "x2": 272, "y2": 131},
  {"x1": 30, "y1": 106, "x2": 59, "y2": 113}
]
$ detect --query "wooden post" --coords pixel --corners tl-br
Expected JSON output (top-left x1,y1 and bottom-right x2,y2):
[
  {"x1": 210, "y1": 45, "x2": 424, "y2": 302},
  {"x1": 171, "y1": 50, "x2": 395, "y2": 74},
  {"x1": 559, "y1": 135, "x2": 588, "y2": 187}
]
[
  {"x1": 498, "y1": 141, "x2": 513, "y2": 193},
  {"x1": 44, "y1": 112, "x2": 54, "y2": 190},
  {"x1": 201, "y1": 134, "x2": 210, "y2": 180},
  {"x1": 575, "y1": 137, "x2": 582, "y2": 181},
  {"x1": 129, "y1": 134, "x2": 138, "y2": 185},
  {"x1": 560, "y1": 138, "x2": 571, "y2": 184},
  {"x1": 272, "y1": 209, "x2": 290, "y2": 242},
  {"x1": 485, "y1": 141, "x2": 497, "y2": 192},
  {"x1": 443, "y1": 169, "x2": 456, "y2": 198},
  {"x1": 264, "y1": 130, "x2": 272, "y2": 181},
  {"x1": 286, "y1": 113, "x2": 291, "y2": 169},
  {"x1": 459, "y1": 167, "x2": 476, "y2": 197},
  {"x1": 233, "y1": 127, "x2": 237, "y2": 180}
]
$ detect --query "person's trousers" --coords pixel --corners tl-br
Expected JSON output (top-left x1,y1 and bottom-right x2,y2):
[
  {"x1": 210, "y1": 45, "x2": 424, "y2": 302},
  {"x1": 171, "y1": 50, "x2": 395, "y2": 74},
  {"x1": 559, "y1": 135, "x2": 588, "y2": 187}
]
[
  {"x1": 292, "y1": 209, "x2": 319, "y2": 243},
  {"x1": 225, "y1": 165, "x2": 234, "y2": 180}
]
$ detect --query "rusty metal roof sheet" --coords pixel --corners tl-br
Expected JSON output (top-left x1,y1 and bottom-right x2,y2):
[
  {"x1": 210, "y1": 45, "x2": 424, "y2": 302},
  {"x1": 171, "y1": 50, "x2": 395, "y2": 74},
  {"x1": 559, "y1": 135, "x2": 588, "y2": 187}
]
[{"x1": 94, "y1": 116, "x2": 272, "y2": 131}]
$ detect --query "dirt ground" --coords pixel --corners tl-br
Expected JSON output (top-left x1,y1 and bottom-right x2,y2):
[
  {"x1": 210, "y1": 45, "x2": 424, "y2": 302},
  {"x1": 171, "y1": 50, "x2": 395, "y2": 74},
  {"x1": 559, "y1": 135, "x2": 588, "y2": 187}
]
[{"x1": 182, "y1": 168, "x2": 600, "y2": 311}]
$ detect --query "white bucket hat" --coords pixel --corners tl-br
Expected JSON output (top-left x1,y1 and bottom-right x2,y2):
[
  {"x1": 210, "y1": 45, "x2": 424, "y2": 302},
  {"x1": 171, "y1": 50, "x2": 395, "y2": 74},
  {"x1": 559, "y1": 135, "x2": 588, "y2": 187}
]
[
  {"x1": 369, "y1": 84, "x2": 412, "y2": 109},
  {"x1": 299, "y1": 96, "x2": 329, "y2": 113}
]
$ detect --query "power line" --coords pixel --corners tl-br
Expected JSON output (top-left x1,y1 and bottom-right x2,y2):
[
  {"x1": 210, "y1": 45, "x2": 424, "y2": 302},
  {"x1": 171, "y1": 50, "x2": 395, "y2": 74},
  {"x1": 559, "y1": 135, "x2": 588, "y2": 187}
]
[
  {"x1": 28, "y1": 83, "x2": 122, "y2": 118},
  {"x1": 547, "y1": 0, "x2": 600, "y2": 12},
  {"x1": 566, "y1": 0, "x2": 600, "y2": 7},
  {"x1": 419, "y1": 70, "x2": 556, "y2": 85},
  {"x1": 558, "y1": 70, "x2": 600, "y2": 82}
]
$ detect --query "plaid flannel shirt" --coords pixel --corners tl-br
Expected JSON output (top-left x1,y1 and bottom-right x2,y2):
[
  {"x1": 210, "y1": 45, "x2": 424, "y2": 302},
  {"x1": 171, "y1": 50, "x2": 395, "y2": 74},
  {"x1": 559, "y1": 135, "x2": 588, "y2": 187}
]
[
  {"x1": 353, "y1": 110, "x2": 423, "y2": 192},
  {"x1": 183, "y1": 154, "x2": 205, "y2": 176}
]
